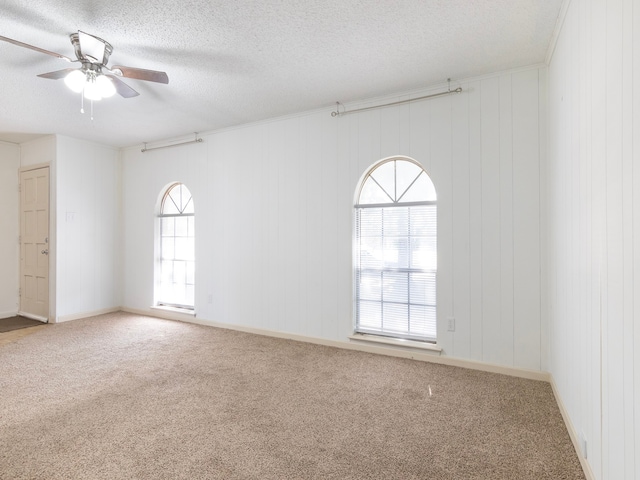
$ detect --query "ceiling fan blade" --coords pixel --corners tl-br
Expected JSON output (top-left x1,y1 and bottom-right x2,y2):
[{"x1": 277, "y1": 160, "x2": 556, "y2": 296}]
[
  {"x1": 37, "y1": 68, "x2": 77, "y2": 80},
  {"x1": 0, "y1": 35, "x2": 73, "y2": 62},
  {"x1": 112, "y1": 65, "x2": 169, "y2": 84},
  {"x1": 107, "y1": 75, "x2": 139, "y2": 98}
]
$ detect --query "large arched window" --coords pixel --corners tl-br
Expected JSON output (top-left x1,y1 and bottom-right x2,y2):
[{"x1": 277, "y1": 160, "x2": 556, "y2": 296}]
[
  {"x1": 354, "y1": 157, "x2": 437, "y2": 342},
  {"x1": 157, "y1": 183, "x2": 195, "y2": 309}
]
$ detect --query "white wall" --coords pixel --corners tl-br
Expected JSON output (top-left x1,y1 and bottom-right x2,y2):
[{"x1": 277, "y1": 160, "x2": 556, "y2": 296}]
[
  {"x1": 54, "y1": 136, "x2": 121, "y2": 321},
  {"x1": 122, "y1": 66, "x2": 546, "y2": 370},
  {"x1": 0, "y1": 142, "x2": 20, "y2": 318},
  {"x1": 20, "y1": 135, "x2": 56, "y2": 168},
  {"x1": 547, "y1": 0, "x2": 640, "y2": 479}
]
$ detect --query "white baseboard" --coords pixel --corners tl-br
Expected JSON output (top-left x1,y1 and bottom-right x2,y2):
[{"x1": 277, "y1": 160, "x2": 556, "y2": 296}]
[
  {"x1": 121, "y1": 306, "x2": 549, "y2": 382},
  {"x1": 55, "y1": 307, "x2": 121, "y2": 323},
  {"x1": 0, "y1": 310, "x2": 19, "y2": 320},
  {"x1": 549, "y1": 375, "x2": 595, "y2": 480},
  {"x1": 123, "y1": 306, "x2": 199, "y2": 322}
]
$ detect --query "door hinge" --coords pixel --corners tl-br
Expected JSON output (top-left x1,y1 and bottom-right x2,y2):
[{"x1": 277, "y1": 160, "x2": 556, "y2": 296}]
[
  {"x1": 18, "y1": 287, "x2": 21, "y2": 297},
  {"x1": 18, "y1": 183, "x2": 21, "y2": 193}
]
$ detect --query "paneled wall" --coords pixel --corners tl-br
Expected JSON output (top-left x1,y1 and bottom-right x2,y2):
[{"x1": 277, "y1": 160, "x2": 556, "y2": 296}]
[
  {"x1": 547, "y1": 0, "x2": 640, "y2": 479},
  {"x1": 0, "y1": 142, "x2": 20, "y2": 318},
  {"x1": 122, "y1": 66, "x2": 545, "y2": 370},
  {"x1": 55, "y1": 136, "x2": 121, "y2": 320}
]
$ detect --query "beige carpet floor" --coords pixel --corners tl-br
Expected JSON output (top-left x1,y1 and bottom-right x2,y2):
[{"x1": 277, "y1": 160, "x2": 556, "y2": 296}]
[{"x1": 0, "y1": 312, "x2": 585, "y2": 479}]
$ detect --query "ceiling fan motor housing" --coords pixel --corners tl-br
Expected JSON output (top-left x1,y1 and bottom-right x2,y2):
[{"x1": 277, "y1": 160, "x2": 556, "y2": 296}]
[{"x1": 70, "y1": 31, "x2": 113, "y2": 66}]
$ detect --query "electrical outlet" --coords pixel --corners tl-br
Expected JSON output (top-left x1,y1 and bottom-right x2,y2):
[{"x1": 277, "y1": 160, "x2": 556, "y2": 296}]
[
  {"x1": 447, "y1": 317, "x2": 455, "y2": 332},
  {"x1": 207, "y1": 294, "x2": 213, "y2": 304}
]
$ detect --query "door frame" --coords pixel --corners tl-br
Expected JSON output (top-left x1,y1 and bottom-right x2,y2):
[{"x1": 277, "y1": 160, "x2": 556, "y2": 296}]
[{"x1": 19, "y1": 163, "x2": 51, "y2": 322}]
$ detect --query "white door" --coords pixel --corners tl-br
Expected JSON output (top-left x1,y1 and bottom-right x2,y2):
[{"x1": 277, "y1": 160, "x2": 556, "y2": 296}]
[{"x1": 20, "y1": 167, "x2": 49, "y2": 322}]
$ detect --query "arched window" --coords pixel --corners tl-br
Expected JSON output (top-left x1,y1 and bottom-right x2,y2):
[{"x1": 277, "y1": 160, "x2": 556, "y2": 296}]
[
  {"x1": 354, "y1": 157, "x2": 437, "y2": 342},
  {"x1": 157, "y1": 183, "x2": 195, "y2": 309}
]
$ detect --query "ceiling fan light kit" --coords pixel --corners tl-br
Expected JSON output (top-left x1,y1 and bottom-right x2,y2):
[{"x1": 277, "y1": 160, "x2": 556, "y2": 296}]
[
  {"x1": 64, "y1": 68, "x2": 116, "y2": 100},
  {"x1": 64, "y1": 69, "x2": 116, "y2": 99},
  {"x1": 0, "y1": 30, "x2": 169, "y2": 119}
]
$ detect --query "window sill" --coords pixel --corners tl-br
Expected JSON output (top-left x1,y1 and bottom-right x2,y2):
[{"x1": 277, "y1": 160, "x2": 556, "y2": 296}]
[
  {"x1": 151, "y1": 305, "x2": 196, "y2": 316},
  {"x1": 348, "y1": 333, "x2": 442, "y2": 353}
]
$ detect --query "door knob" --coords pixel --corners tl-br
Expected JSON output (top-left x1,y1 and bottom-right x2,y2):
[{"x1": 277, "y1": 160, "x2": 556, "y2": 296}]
[{"x1": 41, "y1": 249, "x2": 49, "y2": 255}]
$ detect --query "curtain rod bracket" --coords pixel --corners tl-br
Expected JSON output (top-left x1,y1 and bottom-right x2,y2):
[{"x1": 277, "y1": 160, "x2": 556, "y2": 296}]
[{"x1": 331, "y1": 101, "x2": 345, "y2": 117}]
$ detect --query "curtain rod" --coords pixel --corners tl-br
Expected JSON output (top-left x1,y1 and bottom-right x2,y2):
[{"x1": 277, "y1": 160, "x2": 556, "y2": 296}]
[
  {"x1": 331, "y1": 84, "x2": 463, "y2": 117},
  {"x1": 141, "y1": 133, "x2": 203, "y2": 153}
]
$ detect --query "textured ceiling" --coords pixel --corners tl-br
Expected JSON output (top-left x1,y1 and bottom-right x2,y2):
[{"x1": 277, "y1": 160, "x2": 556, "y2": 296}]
[{"x1": 0, "y1": 0, "x2": 563, "y2": 148}]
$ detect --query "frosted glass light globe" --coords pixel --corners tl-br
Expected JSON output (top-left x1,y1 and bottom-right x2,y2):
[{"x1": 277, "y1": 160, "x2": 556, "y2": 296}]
[
  {"x1": 64, "y1": 69, "x2": 86, "y2": 93},
  {"x1": 96, "y1": 75, "x2": 116, "y2": 98},
  {"x1": 84, "y1": 79, "x2": 102, "y2": 101}
]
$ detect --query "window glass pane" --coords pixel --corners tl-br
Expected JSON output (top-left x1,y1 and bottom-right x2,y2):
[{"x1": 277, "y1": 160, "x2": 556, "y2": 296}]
[
  {"x1": 159, "y1": 282, "x2": 172, "y2": 303},
  {"x1": 395, "y1": 161, "x2": 423, "y2": 200},
  {"x1": 382, "y1": 271, "x2": 408, "y2": 303},
  {"x1": 383, "y1": 208, "x2": 408, "y2": 236},
  {"x1": 188, "y1": 216, "x2": 195, "y2": 236},
  {"x1": 162, "y1": 194, "x2": 180, "y2": 215},
  {"x1": 409, "y1": 305, "x2": 436, "y2": 337},
  {"x1": 410, "y1": 206, "x2": 436, "y2": 236},
  {"x1": 174, "y1": 260, "x2": 186, "y2": 284},
  {"x1": 174, "y1": 216, "x2": 189, "y2": 237},
  {"x1": 358, "y1": 208, "x2": 382, "y2": 236},
  {"x1": 382, "y1": 303, "x2": 408, "y2": 333},
  {"x1": 410, "y1": 237, "x2": 437, "y2": 270},
  {"x1": 162, "y1": 184, "x2": 195, "y2": 215},
  {"x1": 359, "y1": 238, "x2": 382, "y2": 270},
  {"x1": 370, "y1": 161, "x2": 396, "y2": 201},
  {"x1": 399, "y1": 172, "x2": 437, "y2": 202},
  {"x1": 175, "y1": 237, "x2": 194, "y2": 261},
  {"x1": 182, "y1": 195, "x2": 194, "y2": 214},
  {"x1": 161, "y1": 217, "x2": 175, "y2": 236},
  {"x1": 161, "y1": 260, "x2": 174, "y2": 284},
  {"x1": 382, "y1": 237, "x2": 408, "y2": 269},
  {"x1": 359, "y1": 301, "x2": 382, "y2": 330},
  {"x1": 161, "y1": 238, "x2": 174, "y2": 260},
  {"x1": 410, "y1": 272, "x2": 436, "y2": 306},
  {"x1": 185, "y1": 284, "x2": 195, "y2": 305},
  {"x1": 167, "y1": 284, "x2": 186, "y2": 305},
  {"x1": 169, "y1": 187, "x2": 184, "y2": 213},
  {"x1": 186, "y1": 261, "x2": 195, "y2": 285},
  {"x1": 359, "y1": 177, "x2": 392, "y2": 204},
  {"x1": 358, "y1": 271, "x2": 381, "y2": 301}
]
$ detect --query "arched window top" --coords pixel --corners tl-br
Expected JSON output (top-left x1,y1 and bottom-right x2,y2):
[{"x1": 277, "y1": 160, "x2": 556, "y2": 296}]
[
  {"x1": 161, "y1": 183, "x2": 194, "y2": 215},
  {"x1": 357, "y1": 158, "x2": 436, "y2": 206}
]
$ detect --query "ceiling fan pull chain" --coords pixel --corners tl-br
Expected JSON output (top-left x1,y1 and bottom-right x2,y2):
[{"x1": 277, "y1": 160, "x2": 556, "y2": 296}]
[
  {"x1": 90, "y1": 99, "x2": 94, "y2": 121},
  {"x1": 80, "y1": 91, "x2": 85, "y2": 114}
]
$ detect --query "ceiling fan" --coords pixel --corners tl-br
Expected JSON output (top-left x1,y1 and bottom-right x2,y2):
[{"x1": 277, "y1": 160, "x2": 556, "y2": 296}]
[{"x1": 0, "y1": 30, "x2": 168, "y2": 101}]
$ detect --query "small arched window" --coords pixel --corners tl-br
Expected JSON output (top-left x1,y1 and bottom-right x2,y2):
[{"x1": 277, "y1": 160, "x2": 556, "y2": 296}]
[
  {"x1": 354, "y1": 157, "x2": 437, "y2": 342},
  {"x1": 157, "y1": 183, "x2": 195, "y2": 309}
]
